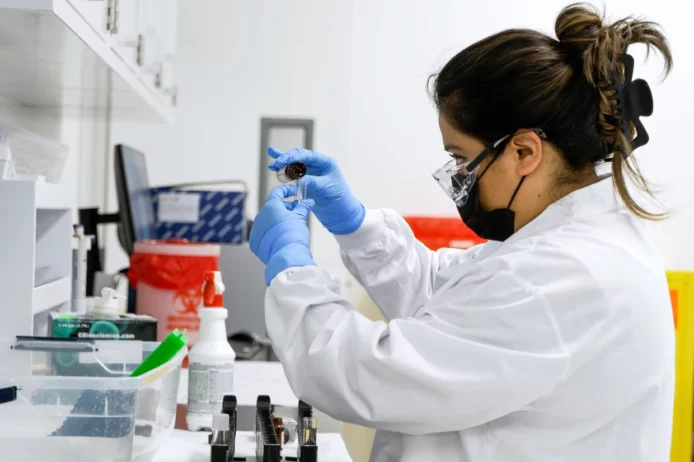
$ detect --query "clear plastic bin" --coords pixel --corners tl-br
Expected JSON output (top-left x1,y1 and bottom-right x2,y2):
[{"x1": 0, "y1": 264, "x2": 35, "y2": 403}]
[{"x1": 0, "y1": 338, "x2": 187, "y2": 462}]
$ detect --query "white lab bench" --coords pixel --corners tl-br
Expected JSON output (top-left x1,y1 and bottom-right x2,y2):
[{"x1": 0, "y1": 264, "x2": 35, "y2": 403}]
[
  {"x1": 153, "y1": 430, "x2": 352, "y2": 462},
  {"x1": 177, "y1": 361, "x2": 343, "y2": 433},
  {"x1": 177, "y1": 361, "x2": 299, "y2": 408},
  {"x1": 162, "y1": 360, "x2": 351, "y2": 461}
]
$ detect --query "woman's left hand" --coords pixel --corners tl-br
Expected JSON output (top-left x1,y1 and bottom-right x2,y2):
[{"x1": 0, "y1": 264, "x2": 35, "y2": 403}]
[{"x1": 250, "y1": 184, "x2": 316, "y2": 285}]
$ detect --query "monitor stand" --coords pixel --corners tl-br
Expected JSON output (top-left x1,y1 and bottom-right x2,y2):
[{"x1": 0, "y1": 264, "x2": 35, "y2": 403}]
[{"x1": 78, "y1": 207, "x2": 121, "y2": 297}]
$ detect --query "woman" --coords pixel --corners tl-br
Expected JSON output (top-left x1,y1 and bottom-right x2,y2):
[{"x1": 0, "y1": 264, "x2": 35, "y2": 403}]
[{"x1": 250, "y1": 4, "x2": 674, "y2": 461}]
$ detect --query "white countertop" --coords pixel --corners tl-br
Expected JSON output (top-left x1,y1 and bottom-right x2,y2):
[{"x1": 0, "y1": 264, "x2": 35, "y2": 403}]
[
  {"x1": 177, "y1": 361, "x2": 342, "y2": 433},
  {"x1": 153, "y1": 429, "x2": 352, "y2": 462},
  {"x1": 170, "y1": 360, "x2": 349, "y2": 459},
  {"x1": 178, "y1": 361, "x2": 298, "y2": 407}
]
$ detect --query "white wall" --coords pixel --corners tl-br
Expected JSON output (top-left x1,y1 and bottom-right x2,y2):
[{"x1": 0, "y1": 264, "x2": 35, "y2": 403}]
[
  {"x1": 106, "y1": 0, "x2": 354, "y2": 277},
  {"x1": 346, "y1": 0, "x2": 694, "y2": 270}
]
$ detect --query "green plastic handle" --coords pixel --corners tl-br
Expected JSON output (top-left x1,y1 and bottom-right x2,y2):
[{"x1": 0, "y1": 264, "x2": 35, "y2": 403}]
[{"x1": 130, "y1": 329, "x2": 188, "y2": 378}]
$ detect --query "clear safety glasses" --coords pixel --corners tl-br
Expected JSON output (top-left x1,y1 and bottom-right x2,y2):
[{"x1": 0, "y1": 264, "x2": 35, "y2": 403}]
[
  {"x1": 432, "y1": 129, "x2": 546, "y2": 206},
  {"x1": 432, "y1": 134, "x2": 512, "y2": 206}
]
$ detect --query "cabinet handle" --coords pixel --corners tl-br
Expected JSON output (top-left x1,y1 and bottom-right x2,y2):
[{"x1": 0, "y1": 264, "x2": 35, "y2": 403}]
[
  {"x1": 136, "y1": 34, "x2": 144, "y2": 66},
  {"x1": 113, "y1": 0, "x2": 120, "y2": 34},
  {"x1": 165, "y1": 86, "x2": 178, "y2": 107},
  {"x1": 106, "y1": 0, "x2": 119, "y2": 34},
  {"x1": 106, "y1": 0, "x2": 114, "y2": 32}
]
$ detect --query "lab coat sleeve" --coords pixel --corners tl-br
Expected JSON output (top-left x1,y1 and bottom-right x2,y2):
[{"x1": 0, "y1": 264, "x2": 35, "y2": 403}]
[
  {"x1": 266, "y1": 266, "x2": 570, "y2": 435},
  {"x1": 335, "y1": 208, "x2": 474, "y2": 319}
]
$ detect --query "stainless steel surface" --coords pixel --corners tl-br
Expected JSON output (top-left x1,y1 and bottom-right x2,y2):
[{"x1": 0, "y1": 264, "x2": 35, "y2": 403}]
[{"x1": 219, "y1": 244, "x2": 268, "y2": 341}]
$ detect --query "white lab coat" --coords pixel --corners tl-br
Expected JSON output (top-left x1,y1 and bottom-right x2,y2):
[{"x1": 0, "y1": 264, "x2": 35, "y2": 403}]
[{"x1": 265, "y1": 177, "x2": 674, "y2": 462}]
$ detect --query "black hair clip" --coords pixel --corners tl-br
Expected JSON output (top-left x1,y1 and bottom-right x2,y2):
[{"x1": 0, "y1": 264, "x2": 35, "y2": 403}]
[{"x1": 608, "y1": 54, "x2": 654, "y2": 153}]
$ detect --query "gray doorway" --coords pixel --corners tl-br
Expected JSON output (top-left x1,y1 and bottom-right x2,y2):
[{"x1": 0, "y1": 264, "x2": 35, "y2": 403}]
[{"x1": 258, "y1": 118, "x2": 315, "y2": 211}]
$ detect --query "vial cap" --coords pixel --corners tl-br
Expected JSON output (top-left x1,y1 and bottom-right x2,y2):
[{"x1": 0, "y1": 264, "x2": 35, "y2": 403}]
[
  {"x1": 212, "y1": 414, "x2": 229, "y2": 431},
  {"x1": 286, "y1": 163, "x2": 307, "y2": 180}
]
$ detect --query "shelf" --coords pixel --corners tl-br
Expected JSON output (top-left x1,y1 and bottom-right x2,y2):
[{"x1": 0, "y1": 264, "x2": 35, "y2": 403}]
[
  {"x1": 0, "y1": 180, "x2": 72, "y2": 210},
  {"x1": 0, "y1": 0, "x2": 174, "y2": 123},
  {"x1": 35, "y1": 182, "x2": 71, "y2": 210},
  {"x1": 33, "y1": 277, "x2": 71, "y2": 314}
]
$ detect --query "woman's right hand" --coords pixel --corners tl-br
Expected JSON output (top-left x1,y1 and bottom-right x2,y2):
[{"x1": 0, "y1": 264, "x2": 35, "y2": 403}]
[{"x1": 268, "y1": 147, "x2": 365, "y2": 235}]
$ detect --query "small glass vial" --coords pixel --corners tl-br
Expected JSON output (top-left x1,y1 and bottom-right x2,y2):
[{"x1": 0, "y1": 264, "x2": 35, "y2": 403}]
[
  {"x1": 273, "y1": 416, "x2": 285, "y2": 447},
  {"x1": 301, "y1": 417, "x2": 317, "y2": 445},
  {"x1": 277, "y1": 163, "x2": 307, "y2": 183},
  {"x1": 281, "y1": 418, "x2": 298, "y2": 445}
]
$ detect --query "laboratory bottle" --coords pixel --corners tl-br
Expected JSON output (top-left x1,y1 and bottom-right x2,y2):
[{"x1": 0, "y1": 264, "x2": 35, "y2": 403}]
[
  {"x1": 187, "y1": 271, "x2": 236, "y2": 431},
  {"x1": 71, "y1": 224, "x2": 92, "y2": 313}
]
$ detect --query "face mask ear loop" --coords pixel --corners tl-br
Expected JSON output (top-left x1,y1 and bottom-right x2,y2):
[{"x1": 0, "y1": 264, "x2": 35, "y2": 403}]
[{"x1": 506, "y1": 176, "x2": 526, "y2": 209}]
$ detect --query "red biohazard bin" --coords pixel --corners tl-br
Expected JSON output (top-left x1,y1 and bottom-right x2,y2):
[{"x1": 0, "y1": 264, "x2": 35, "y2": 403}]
[
  {"x1": 127, "y1": 239, "x2": 221, "y2": 344},
  {"x1": 404, "y1": 216, "x2": 486, "y2": 251}
]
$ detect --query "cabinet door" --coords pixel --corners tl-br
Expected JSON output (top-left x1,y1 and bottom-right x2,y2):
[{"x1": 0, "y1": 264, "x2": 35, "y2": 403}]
[
  {"x1": 139, "y1": 0, "x2": 164, "y2": 81},
  {"x1": 159, "y1": 0, "x2": 178, "y2": 91},
  {"x1": 110, "y1": 0, "x2": 142, "y2": 70},
  {"x1": 66, "y1": 0, "x2": 110, "y2": 39},
  {"x1": 140, "y1": 0, "x2": 177, "y2": 94}
]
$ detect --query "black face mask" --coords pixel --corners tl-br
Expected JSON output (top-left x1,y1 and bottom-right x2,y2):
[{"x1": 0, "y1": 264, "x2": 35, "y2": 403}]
[{"x1": 456, "y1": 153, "x2": 525, "y2": 242}]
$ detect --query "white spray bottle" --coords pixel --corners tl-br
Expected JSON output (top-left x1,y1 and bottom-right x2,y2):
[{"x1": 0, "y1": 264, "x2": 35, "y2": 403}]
[{"x1": 186, "y1": 270, "x2": 235, "y2": 431}]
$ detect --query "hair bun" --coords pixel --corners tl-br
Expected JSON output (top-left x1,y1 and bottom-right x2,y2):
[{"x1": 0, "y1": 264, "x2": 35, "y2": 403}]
[
  {"x1": 555, "y1": 3, "x2": 671, "y2": 87},
  {"x1": 555, "y1": 3, "x2": 604, "y2": 57}
]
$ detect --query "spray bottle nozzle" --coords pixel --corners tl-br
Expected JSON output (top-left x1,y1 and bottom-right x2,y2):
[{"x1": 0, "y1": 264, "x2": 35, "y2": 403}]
[
  {"x1": 203, "y1": 271, "x2": 225, "y2": 308},
  {"x1": 91, "y1": 287, "x2": 125, "y2": 316}
]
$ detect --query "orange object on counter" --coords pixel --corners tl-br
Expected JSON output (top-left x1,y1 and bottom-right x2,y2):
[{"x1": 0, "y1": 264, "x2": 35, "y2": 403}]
[{"x1": 404, "y1": 216, "x2": 486, "y2": 251}]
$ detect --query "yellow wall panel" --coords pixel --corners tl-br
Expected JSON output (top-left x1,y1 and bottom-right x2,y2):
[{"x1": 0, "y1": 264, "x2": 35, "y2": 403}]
[{"x1": 668, "y1": 271, "x2": 694, "y2": 462}]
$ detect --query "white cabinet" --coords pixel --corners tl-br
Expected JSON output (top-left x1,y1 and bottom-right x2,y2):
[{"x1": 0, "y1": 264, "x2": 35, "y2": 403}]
[
  {"x1": 111, "y1": 0, "x2": 143, "y2": 70},
  {"x1": 140, "y1": 0, "x2": 164, "y2": 84},
  {"x1": 67, "y1": 0, "x2": 110, "y2": 38},
  {"x1": 159, "y1": 0, "x2": 178, "y2": 94},
  {"x1": 0, "y1": 0, "x2": 179, "y2": 122},
  {"x1": 140, "y1": 0, "x2": 178, "y2": 99}
]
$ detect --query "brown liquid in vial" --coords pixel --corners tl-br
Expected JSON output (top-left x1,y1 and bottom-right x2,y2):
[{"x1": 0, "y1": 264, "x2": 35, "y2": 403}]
[{"x1": 284, "y1": 163, "x2": 307, "y2": 181}]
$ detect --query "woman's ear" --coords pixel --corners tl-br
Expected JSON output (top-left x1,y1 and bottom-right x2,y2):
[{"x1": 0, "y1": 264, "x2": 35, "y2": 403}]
[{"x1": 509, "y1": 130, "x2": 543, "y2": 176}]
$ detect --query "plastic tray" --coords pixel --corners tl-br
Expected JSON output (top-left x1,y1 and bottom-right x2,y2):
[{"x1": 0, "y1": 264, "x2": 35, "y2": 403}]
[{"x1": 0, "y1": 338, "x2": 186, "y2": 462}]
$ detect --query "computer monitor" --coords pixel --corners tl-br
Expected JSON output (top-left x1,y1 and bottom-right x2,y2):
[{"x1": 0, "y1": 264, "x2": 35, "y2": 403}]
[{"x1": 114, "y1": 144, "x2": 157, "y2": 255}]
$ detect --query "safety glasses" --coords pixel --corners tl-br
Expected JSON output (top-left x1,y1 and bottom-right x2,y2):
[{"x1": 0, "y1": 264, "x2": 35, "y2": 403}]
[{"x1": 432, "y1": 129, "x2": 546, "y2": 206}]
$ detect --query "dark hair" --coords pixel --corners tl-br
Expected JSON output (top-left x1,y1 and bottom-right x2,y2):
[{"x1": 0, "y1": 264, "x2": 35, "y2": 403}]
[{"x1": 430, "y1": 3, "x2": 672, "y2": 219}]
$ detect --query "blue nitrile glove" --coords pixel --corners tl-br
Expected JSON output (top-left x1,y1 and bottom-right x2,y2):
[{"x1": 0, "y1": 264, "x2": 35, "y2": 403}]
[
  {"x1": 250, "y1": 184, "x2": 316, "y2": 285},
  {"x1": 268, "y1": 147, "x2": 366, "y2": 235}
]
